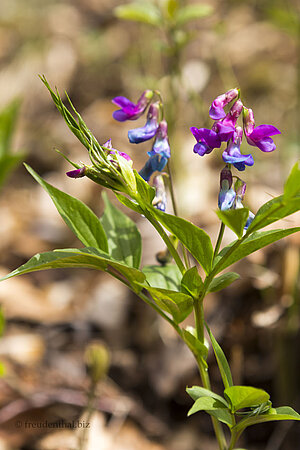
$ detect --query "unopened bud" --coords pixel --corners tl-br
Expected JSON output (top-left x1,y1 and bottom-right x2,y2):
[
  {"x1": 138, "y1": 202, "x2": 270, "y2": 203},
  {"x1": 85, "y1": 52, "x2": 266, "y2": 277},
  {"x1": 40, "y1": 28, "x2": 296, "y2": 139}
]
[
  {"x1": 66, "y1": 167, "x2": 86, "y2": 178},
  {"x1": 84, "y1": 342, "x2": 110, "y2": 384}
]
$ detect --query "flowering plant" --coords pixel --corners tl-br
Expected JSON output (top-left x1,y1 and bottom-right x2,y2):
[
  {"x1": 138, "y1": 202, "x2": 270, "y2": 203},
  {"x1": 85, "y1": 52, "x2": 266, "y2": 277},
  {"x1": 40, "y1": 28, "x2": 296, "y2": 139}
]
[{"x1": 1, "y1": 77, "x2": 299, "y2": 450}]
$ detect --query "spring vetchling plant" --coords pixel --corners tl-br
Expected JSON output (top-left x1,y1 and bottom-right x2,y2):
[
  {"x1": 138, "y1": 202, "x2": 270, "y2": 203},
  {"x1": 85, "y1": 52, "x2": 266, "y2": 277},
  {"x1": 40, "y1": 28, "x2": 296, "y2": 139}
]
[{"x1": 1, "y1": 77, "x2": 300, "y2": 450}]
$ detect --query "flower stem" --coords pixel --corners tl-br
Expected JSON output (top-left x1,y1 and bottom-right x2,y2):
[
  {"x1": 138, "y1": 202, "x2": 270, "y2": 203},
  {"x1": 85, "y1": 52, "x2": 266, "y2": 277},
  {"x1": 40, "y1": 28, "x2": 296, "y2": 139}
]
[{"x1": 214, "y1": 221, "x2": 225, "y2": 260}]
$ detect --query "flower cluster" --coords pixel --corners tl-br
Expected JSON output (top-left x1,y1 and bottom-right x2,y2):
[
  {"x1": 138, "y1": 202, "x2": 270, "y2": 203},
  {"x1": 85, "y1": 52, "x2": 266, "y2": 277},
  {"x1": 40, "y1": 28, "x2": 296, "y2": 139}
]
[
  {"x1": 218, "y1": 165, "x2": 254, "y2": 230},
  {"x1": 191, "y1": 88, "x2": 281, "y2": 171},
  {"x1": 112, "y1": 91, "x2": 171, "y2": 182}
]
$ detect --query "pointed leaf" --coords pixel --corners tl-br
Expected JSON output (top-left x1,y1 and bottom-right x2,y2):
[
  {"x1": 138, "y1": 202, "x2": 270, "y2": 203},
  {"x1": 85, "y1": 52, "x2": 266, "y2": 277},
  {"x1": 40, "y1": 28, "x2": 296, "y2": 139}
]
[
  {"x1": 206, "y1": 323, "x2": 233, "y2": 389},
  {"x1": 144, "y1": 286, "x2": 193, "y2": 323},
  {"x1": 114, "y1": 3, "x2": 162, "y2": 26},
  {"x1": 115, "y1": 153, "x2": 136, "y2": 193},
  {"x1": 25, "y1": 164, "x2": 108, "y2": 253},
  {"x1": 224, "y1": 386, "x2": 270, "y2": 413},
  {"x1": 175, "y1": 4, "x2": 213, "y2": 26},
  {"x1": 135, "y1": 171, "x2": 156, "y2": 204},
  {"x1": 207, "y1": 272, "x2": 240, "y2": 293},
  {"x1": 100, "y1": 193, "x2": 141, "y2": 268},
  {"x1": 115, "y1": 192, "x2": 143, "y2": 214},
  {"x1": 283, "y1": 161, "x2": 300, "y2": 199},
  {"x1": 182, "y1": 329, "x2": 208, "y2": 368},
  {"x1": 187, "y1": 396, "x2": 234, "y2": 427},
  {"x1": 151, "y1": 207, "x2": 213, "y2": 274},
  {"x1": 214, "y1": 228, "x2": 300, "y2": 274},
  {"x1": 0, "y1": 98, "x2": 21, "y2": 156},
  {"x1": 187, "y1": 386, "x2": 229, "y2": 407},
  {"x1": 142, "y1": 264, "x2": 181, "y2": 290},
  {"x1": 0, "y1": 153, "x2": 25, "y2": 189},
  {"x1": 216, "y1": 208, "x2": 249, "y2": 238},
  {"x1": 181, "y1": 266, "x2": 203, "y2": 298}
]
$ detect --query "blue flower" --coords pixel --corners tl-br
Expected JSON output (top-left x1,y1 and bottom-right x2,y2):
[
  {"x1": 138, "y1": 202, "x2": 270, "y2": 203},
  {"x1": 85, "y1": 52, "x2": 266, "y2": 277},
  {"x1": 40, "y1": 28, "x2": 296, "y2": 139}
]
[
  {"x1": 128, "y1": 103, "x2": 160, "y2": 144},
  {"x1": 222, "y1": 127, "x2": 254, "y2": 171},
  {"x1": 218, "y1": 166, "x2": 236, "y2": 210},
  {"x1": 147, "y1": 120, "x2": 171, "y2": 159},
  {"x1": 139, "y1": 154, "x2": 168, "y2": 182}
]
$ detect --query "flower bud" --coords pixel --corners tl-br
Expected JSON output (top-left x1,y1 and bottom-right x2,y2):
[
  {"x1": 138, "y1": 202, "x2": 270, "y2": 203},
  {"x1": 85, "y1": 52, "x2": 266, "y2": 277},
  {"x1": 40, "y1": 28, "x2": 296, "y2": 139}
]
[
  {"x1": 152, "y1": 175, "x2": 167, "y2": 212},
  {"x1": 243, "y1": 107, "x2": 255, "y2": 135},
  {"x1": 218, "y1": 166, "x2": 236, "y2": 210},
  {"x1": 209, "y1": 88, "x2": 239, "y2": 120},
  {"x1": 84, "y1": 342, "x2": 110, "y2": 384},
  {"x1": 66, "y1": 167, "x2": 86, "y2": 178}
]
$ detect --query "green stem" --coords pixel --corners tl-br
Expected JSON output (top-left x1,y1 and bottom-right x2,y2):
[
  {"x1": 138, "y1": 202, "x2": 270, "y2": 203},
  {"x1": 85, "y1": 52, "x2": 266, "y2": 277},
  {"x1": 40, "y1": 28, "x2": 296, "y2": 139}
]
[
  {"x1": 214, "y1": 221, "x2": 225, "y2": 260},
  {"x1": 142, "y1": 208, "x2": 186, "y2": 274},
  {"x1": 78, "y1": 381, "x2": 97, "y2": 450}
]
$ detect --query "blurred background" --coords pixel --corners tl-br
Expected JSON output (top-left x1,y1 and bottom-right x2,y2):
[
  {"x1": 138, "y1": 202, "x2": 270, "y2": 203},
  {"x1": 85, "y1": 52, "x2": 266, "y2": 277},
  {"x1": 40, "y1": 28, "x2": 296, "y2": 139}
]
[{"x1": 0, "y1": 0, "x2": 299, "y2": 449}]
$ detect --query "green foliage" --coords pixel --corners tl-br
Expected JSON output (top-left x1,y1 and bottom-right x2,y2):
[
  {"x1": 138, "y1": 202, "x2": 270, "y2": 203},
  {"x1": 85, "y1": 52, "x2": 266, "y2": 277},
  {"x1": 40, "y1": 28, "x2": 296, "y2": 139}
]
[
  {"x1": 283, "y1": 160, "x2": 300, "y2": 199},
  {"x1": 116, "y1": 153, "x2": 137, "y2": 193},
  {"x1": 0, "y1": 307, "x2": 5, "y2": 337},
  {"x1": 181, "y1": 266, "x2": 203, "y2": 298},
  {"x1": 142, "y1": 264, "x2": 182, "y2": 290},
  {"x1": 224, "y1": 386, "x2": 270, "y2": 413},
  {"x1": 182, "y1": 328, "x2": 208, "y2": 367},
  {"x1": 174, "y1": 3, "x2": 214, "y2": 26},
  {"x1": 0, "y1": 99, "x2": 25, "y2": 189},
  {"x1": 214, "y1": 228, "x2": 300, "y2": 274},
  {"x1": 100, "y1": 193, "x2": 142, "y2": 268},
  {"x1": 151, "y1": 207, "x2": 213, "y2": 274},
  {"x1": 207, "y1": 272, "x2": 240, "y2": 293},
  {"x1": 205, "y1": 323, "x2": 233, "y2": 389},
  {"x1": 187, "y1": 386, "x2": 229, "y2": 407},
  {"x1": 187, "y1": 396, "x2": 234, "y2": 427},
  {"x1": 142, "y1": 286, "x2": 193, "y2": 323},
  {"x1": 25, "y1": 164, "x2": 109, "y2": 253},
  {"x1": 216, "y1": 208, "x2": 249, "y2": 238},
  {"x1": 0, "y1": 248, "x2": 145, "y2": 292},
  {"x1": 114, "y1": 2, "x2": 162, "y2": 26}
]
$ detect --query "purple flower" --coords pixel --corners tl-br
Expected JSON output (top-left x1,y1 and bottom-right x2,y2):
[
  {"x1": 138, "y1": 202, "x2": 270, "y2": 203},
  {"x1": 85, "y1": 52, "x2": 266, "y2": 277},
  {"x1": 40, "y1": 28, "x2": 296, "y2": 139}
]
[
  {"x1": 190, "y1": 127, "x2": 221, "y2": 156},
  {"x1": 218, "y1": 166, "x2": 236, "y2": 210},
  {"x1": 213, "y1": 99, "x2": 243, "y2": 142},
  {"x1": 243, "y1": 107, "x2": 281, "y2": 152},
  {"x1": 112, "y1": 90, "x2": 153, "y2": 122},
  {"x1": 222, "y1": 127, "x2": 254, "y2": 171},
  {"x1": 128, "y1": 103, "x2": 160, "y2": 144},
  {"x1": 209, "y1": 88, "x2": 239, "y2": 120},
  {"x1": 148, "y1": 121, "x2": 171, "y2": 159},
  {"x1": 103, "y1": 139, "x2": 131, "y2": 161},
  {"x1": 66, "y1": 167, "x2": 86, "y2": 178},
  {"x1": 139, "y1": 154, "x2": 167, "y2": 181}
]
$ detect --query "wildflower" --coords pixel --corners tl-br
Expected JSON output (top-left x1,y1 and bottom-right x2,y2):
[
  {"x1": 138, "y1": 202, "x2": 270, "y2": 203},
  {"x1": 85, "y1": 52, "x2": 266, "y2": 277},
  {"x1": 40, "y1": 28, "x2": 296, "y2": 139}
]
[
  {"x1": 128, "y1": 103, "x2": 160, "y2": 144},
  {"x1": 103, "y1": 139, "x2": 131, "y2": 161},
  {"x1": 148, "y1": 121, "x2": 171, "y2": 159},
  {"x1": 218, "y1": 166, "x2": 236, "y2": 211},
  {"x1": 112, "y1": 90, "x2": 153, "y2": 122},
  {"x1": 152, "y1": 175, "x2": 167, "y2": 212},
  {"x1": 190, "y1": 127, "x2": 221, "y2": 156},
  {"x1": 213, "y1": 99, "x2": 243, "y2": 142},
  {"x1": 234, "y1": 178, "x2": 255, "y2": 230},
  {"x1": 139, "y1": 154, "x2": 167, "y2": 182},
  {"x1": 209, "y1": 88, "x2": 239, "y2": 120},
  {"x1": 66, "y1": 167, "x2": 86, "y2": 178},
  {"x1": 222, "y1": 127, "x2": 254, "y2": 171},
  {"x1": 243, "y1": 107, "x2": 281, "y2": 153}
]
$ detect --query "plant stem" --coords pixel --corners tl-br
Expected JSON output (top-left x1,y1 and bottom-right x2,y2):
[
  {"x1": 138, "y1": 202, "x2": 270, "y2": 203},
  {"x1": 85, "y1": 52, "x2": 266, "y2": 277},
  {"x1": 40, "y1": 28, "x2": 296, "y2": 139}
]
[
  {"x1": 214, "y1": 221, "x2": 225, "y2": 260},
  {"x1": 78, "y1": 381, "x2": 97, "y2": 450}
]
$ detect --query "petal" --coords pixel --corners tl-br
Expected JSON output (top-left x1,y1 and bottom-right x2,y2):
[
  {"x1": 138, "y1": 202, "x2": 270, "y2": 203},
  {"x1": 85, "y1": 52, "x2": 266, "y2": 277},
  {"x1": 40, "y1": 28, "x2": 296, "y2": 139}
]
[
  {"x1": 150, "y1": 137, "x2": 171, "y2": 159},
  {"x1": 112, "y1": 96, "x2": 135, "y2": 109},
  {"x1": 193, "y1": 142, "x2": 210, "y2": 156},
  {"x1": 209, "y1": 105, "x2": 226, "y2": 120},
  {"x1": 254, "y1": 137, "x2": 276, "y2": 152},
  {"x1": 128, "y1": 121, "x2": 159, "y2": 144},
  {"x1": 218, "y1": 188, "x2": 236, "y2": 210},
  {"x1": 190, "y1": 128, "x2": 221, "y2": 149},
  {"x1": 112, "y1": 109, "x2": 130, "y2": 122},
  {"x1": 248, "y1": 124, "x2": 281, "y2": 140},
  {"x1": 214, "y1": 123, "x2": 235, "y2": 142}
]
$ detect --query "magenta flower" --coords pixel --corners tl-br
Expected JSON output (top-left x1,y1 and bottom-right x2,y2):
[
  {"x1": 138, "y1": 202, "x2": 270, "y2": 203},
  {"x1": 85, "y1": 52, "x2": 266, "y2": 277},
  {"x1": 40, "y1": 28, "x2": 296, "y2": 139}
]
[
  {"x1": 190, "y1": 127, "x2": 221, "y2": 156},
  {"x1": 243, "y1": 108, "x2": 281, "y2": 152},
  {"x1": 112, "y1": 90, "x2": 153, "y2": 122},
  {"x1": 213, "y1": 99, "x2": 243, "y2": 142},
  {"x1": 128, "y1": 103, "x2": 160, "y2": 144},
  {"x1": 209, "y1": 88, "x2": 239, "y2": 120},
  {"x1": 103, "y1": 139, "x2": 131, "y2": 161},
  {"x1": 222, "y1": 127, "x2": 254, "y2": 171},
  {"x1": 66, "y1": 167, "x2": 86, "y2": 178}
]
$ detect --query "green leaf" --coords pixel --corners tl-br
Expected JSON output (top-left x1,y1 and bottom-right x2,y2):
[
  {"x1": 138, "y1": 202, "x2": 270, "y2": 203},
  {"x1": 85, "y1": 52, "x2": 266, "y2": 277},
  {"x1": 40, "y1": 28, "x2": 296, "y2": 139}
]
[
  {"x1": 207, "y1": 272, "x2": 240, "y2": 293},
  {"x1": 100, "y1": 193, "x2": 141, "y2": 268},
  {"x1": 187, "y1": 396, "x2": 234, "y2": 427},
  {"x1": 0, "y1": 362, "x2": 6, "y2": 377},
  {"x1": 165, "y1": 0, "x2": 179, "y2": 18},
  {"x1": 216, "y1": 208, "x2": 249, "y2": 238},
  {"x1": 214, "y1": 228, "x2": 300, "y2": 274},
  {"x1": 182, "y1": 328, "x2": 208, "y2": 367},
  {"x1": 135, "y1": 171, "x2": 156, "y2": 204},
  {"x1": 142, "y1": 264, "x2": 182, "y2": 290},
  {"x1": 0, "y1": 248, "x2": 145, "y2": 292},
  {"x1": 233, "y1": 406, "x2": 300, "y2": 434},
  {"x1": 25, "y1": 164, "x2": 108, "y2": 253},
  {"x1": 247, "y1": 195, "x2": 300, "y2": 233},
  {"x1": 0, "y1": 307, "x2": 5, "y2": 336},
  {"x1": 0, "y1": 98, "x2": 21, "y2": 157},
  {"x1": 186, "y1": 386, "x2": 229, "y2": 407},
  {"x1": 181, "y1": 266, "x2": 203, "y2": 298},
  {"x1": 115, "y1": 192, "x2": 143, "y2": 214},
  {"x1": 143, "y1": 286, "x2": 193, "y2": 323},
  {"x1": 175, "y1": 4, "x2": 213, "y2": 26},
  {"x1": 114, "y1": 3, "x2": 162, "y2": 26},
  {"x1": 283, "y1": 161, "x2": 300, "y2": 199},
  {"x1": 0, "y1": 153, "x2": 24, "y2": 190},
  {"x1": 151, "y1": 208, "x2": 213, "y2": 274},
  {"x1": 205, "y1": 323, "x2": 233, "y2": 389},
  {"x1": 224, "y1": 386, "x2": 270, "y2": 413}
]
